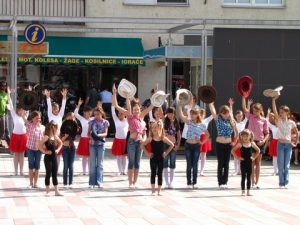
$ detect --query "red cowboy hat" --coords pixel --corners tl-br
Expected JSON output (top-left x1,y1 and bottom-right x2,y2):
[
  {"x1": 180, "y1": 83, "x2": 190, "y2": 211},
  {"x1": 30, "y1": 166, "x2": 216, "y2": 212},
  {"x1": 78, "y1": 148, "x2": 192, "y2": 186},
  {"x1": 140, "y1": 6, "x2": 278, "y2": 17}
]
[{"x1": 237, "y1": 76, "x2": 253, "y2": 98}]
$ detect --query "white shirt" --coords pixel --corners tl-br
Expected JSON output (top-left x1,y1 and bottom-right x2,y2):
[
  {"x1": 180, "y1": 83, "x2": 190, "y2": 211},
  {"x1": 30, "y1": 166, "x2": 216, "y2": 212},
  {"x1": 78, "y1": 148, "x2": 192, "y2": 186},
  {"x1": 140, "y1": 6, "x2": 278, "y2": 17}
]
[
  {"x1": 182, "y1": 104, "x2": 200, "y2": 139},
  {"x1": 74, "y1": 108, "x2": 93, "y2": 138},
  {"x1": 111, "y1": 106, "x2": 128, "y2": 139},
  {"x1": 267, "y1": 121, "x2": 278, "y2": 140},
  {"x1": 276, "y1": 118, "x2": 296, "y2": 141},
  {"x1": 47, "y1": 98, "x2": 66, "y2": 134},
  {"x1": 235, "y1": 118, "x2": 248, "y2": 133},
  {"x1": 9, "y1": 101, "x2": 26, "y2": 134},
  {"x1": 202, "y1": 115, "x2": 213, "y2": 128}
]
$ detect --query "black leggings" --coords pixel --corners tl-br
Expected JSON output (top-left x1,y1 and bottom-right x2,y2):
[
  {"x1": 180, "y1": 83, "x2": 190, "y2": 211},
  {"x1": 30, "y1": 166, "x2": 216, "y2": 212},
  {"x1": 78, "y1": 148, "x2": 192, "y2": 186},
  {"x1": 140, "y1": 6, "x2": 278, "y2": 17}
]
[
  {"x1": 44, "y1": 156, "x2": 58, "y2": 186},
  {"x1": 241, "y1": 161, "x2": 252, "y2": 190},
  {"x1": 150, "y1": 158, "x2": 163, "y2": 185},
  {"x1": 216, "y1": 142, "x2": 232, "y2": 186}
]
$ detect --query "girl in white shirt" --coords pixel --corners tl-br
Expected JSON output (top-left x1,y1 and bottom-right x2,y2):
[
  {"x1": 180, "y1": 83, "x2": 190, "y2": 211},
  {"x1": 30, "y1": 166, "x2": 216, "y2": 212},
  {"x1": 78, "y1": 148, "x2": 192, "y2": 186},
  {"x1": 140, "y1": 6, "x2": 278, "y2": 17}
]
[
  {"x1": 75, "y1": 98, "x2": 93, "y2": 175},
  {"x1": 45, "y1": 89, "x2": 67, "y2": 174},
  {"x1": 112, "y1": 86, "x2": 129, "y2": 175},
  {"x1": 7, "y1": 87, "x2": 27, "y2": 176}
]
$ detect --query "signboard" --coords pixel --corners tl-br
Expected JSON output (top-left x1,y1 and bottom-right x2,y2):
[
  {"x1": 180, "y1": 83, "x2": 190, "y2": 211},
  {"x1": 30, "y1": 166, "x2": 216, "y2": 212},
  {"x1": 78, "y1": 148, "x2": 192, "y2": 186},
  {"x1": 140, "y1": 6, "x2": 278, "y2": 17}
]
[
  {"x1": 0, "y1": 41, "x2": 49, "y2": 55},
  {"x1": 24, "y1": 22, "x2": 47, "y2": 45},
  {"x1": 0, "y1": 56, "x2": 144, "y2": 66}
]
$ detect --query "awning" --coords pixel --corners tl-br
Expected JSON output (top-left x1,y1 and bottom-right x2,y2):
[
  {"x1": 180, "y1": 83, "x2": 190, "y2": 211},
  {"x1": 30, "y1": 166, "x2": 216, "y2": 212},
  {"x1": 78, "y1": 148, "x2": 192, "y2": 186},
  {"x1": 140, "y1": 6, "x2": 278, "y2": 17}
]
[
  {"x1": 0, "y1": 36, "x2": 144, "y2": 66},
  {"x1": 143, "y1": 46, "x2": 213, "y2": 61}
]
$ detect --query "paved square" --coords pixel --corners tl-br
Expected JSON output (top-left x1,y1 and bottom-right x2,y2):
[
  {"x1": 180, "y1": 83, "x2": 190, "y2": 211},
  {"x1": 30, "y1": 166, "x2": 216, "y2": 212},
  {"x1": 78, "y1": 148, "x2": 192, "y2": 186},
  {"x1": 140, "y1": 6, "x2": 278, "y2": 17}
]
[{"x1": 0, "y1": 138, "x2": 299, "y2": 225}]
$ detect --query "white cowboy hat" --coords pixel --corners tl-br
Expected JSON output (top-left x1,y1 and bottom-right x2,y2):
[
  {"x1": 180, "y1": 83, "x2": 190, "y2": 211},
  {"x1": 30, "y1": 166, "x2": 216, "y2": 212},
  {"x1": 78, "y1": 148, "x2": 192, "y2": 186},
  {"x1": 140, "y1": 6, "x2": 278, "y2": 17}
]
[
  {"x1": 176, "y1": 89, "x2": 193, "y2": 106},
  {"x1": 151, "y1": 90, "x2": 169, "y2": 107},
  {"x1": 118, "y1": 79, "x2": 137, "y2": 98},
  {"x1": 263, "y1": 86, "x2": 283, "y2": 97}
]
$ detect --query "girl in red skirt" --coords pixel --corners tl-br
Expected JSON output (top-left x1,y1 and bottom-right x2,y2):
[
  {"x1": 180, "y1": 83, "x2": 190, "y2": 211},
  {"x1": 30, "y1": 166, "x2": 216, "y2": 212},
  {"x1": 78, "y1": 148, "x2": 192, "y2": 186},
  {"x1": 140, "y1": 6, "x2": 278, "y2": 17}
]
[
  {"x1": 199, "y1": 109, "x2": 213, "y2": 176},
  {"x1": 75, "y1": 98, "x2": 93, "y2": 175},
  {"x1": 7, "y1": 87, "x2": 27, "y2": 176},
  {"x1": 267, "y1": 108, "x2": 278, "y2": 175},
  {"x1": 112, "y1": 85, "x2": 129, "y2": 175}
]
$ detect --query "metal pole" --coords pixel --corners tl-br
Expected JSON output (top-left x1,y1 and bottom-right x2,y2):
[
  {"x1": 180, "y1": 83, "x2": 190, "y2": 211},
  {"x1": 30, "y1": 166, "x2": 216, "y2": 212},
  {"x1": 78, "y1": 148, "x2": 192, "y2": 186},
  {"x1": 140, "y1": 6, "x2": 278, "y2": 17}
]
[
  {"x1": 167, "y1": 34, "x2": 173, "y2": 105},
  {"x1": 200, "y1": 29, "x2": 207, "y2": 109},
  {"x1": 11, "y1": 23, "x2": 18, "y2": 109}
]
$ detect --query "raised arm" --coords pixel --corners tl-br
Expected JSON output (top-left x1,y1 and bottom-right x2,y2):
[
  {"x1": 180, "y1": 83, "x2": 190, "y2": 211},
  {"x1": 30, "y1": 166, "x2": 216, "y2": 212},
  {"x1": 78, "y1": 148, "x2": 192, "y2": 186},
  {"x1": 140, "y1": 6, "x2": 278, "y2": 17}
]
[
  {"x1": 112, "y1": 84, "x2": 128, "y2": 116},
  {"x1": 242, "y1": 97, "x2": 248, "y2": 113},
  {"x1": 272, "y1": 96, "x2": 279, "y2": 124},
  {"x1": 45, "y1": 89, "x2": 53, "y2": 118},
  {"x1": 178, "y1": 104, "x2": 189, "y2": 125},
  {"x1": 208, "y1": 102, "x2": 218, "y2": 120},
  {"x1": 74, "y1": 98, "x2": 84, "y2": 121},
  {"x1": 228, "y1": 98, "x2": 234, "y2": 113},
  {"x1": 58, "y1": 88, "x2": 67, "y2": 117}
]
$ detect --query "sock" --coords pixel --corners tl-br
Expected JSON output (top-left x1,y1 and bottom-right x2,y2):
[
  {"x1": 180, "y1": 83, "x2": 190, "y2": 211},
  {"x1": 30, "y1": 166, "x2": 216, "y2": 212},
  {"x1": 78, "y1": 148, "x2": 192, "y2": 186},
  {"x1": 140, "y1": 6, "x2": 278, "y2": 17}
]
[
  {"x1": 13, "y1": 153, "x2": 18, "y2": 174},
  {"x1": 117, "y1": 156, "x2": 122, "y2": 173},
  {"x1": 82, "y1": 156, "x2": 89, "y2": 174},
  {"x1": 273, "y1": 157, "x2": 278, "y2": 174},
  {"x1": 200, "y1": 153, "x2": 206, "y2": 175},
  {"x1": 163, "y1": 168, "x2": 169, "y2": 185},
  {"x1": 121, "y1": 156, "x2": 127, "y2": 173},
  {"x1": 170, "y1": 168, "x2": 175, "y2": 184}
]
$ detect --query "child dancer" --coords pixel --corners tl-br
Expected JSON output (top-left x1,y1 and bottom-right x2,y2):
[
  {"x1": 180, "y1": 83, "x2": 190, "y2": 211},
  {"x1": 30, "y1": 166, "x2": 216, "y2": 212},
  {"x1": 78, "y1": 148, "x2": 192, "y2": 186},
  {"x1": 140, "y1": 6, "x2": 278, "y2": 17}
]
[
  {"x1": 179, "y1": 106, "x2": 209, "y2": 189},
  {"x1": 232, "y1": 129, "x2": 260, "y2": 196},
  {"x1": 114, "y1": 84, "x2": 157, "y2": 188},
  {"x1": 199, "y1": 109, "x2": 213, "y2": 176},
  {"x1": 182, "y1": 94, "x2": 200, "y2": 140},
  {"x1": 141, "y1": 120, "x2": 174, "y2": 195},
  {"x1": 163, "y1": 107, "x2": 181, "y2": 189},
  {"x1": 266, "y1": 108, "x2": 278, "y2": 175},
  {"x1": 229, "y1": 98, "x2": 249, "y2": 175},
  {"x1": 37, "y1": 121, "x2": 63, "y2": 196},
  {"x1": 88, "y1": 107, "x2": 109, "y2": 188},
  {"x1": 209, "y1": 102, "x2": 238, "y2": 188},
  {"x1": 75, "y1": 98, "x2": 93, "y2": 175},
  {"x1": 60, "y1": 112, "x2": 78, "y2": 188},
  {"x1": 25, "y1": 111, "x2": 45, "y2": 188},
  {"x1": 45, "y1": 88, "x2": 67, "y2": 174},
  {"x1": 242, "y1": 98, "x2": 269, "y2": 189},
  {"x1": 272, "y1": 96, "x2": 299, "y2": 188},
  {"x1": 7, "y1": 87, "x2": 27, "y2": 176},
  {"x1": 112, "y1": 84, "x2": 129, "y2": 175}
]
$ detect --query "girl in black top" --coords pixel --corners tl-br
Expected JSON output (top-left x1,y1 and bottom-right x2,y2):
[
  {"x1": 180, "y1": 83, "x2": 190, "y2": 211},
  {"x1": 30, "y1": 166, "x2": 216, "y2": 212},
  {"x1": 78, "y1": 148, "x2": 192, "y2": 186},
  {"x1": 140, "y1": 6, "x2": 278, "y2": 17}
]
[
  {"x1": 141, "y1": 120, "x2": 174, "y2": 196},
  {"x1": 232, "y1": 129, "x2": 260, "y2": 196},
  {"x1": 37, "y1": 121, "x2": 63, "y2": 197}
]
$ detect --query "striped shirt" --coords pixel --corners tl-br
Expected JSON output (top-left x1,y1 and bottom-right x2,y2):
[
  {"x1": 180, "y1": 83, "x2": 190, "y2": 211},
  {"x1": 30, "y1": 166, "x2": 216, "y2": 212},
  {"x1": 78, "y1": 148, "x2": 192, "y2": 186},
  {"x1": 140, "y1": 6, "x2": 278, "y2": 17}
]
[
  {"x1": 26, "y1": 122, "x2": 45, "y2": 150},
  {"x1": 276, "y1": 118, "x2": 296, "y2": 141}
]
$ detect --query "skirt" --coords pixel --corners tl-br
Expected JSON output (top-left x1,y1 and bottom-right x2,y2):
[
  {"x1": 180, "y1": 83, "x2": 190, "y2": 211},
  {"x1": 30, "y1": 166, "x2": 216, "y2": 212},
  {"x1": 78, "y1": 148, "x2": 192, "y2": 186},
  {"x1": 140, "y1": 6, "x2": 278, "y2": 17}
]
[
  {"x1": 269, "y1": 139, "x2": 278, "y2": 157},
  {"x1": 232, "y1": 138, "x2": 241, "y2": 157},
  {"x1": 76, "y1": 137, "x2": 90, "y2": 156},
  {"x1": 111, "y1": 138, "x2": 127, "y2": 156},
  {"x1": 200, "y1": 133, "x2": 212, "y2": 153},
  {"x1": 9, "y1": 133, "x2": 27, "y2": 153}
]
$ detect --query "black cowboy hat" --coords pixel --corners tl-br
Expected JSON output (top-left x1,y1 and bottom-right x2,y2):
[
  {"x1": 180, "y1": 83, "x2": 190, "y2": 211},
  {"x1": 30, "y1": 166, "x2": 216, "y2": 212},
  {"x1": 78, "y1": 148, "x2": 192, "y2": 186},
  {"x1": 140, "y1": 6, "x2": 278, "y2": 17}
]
[
  {"x1": 198, "y1": 85, "x2": 217, "y2": 104},
  {"x1": 60, "y1": 120, "x2": 77, "y2": 138},
  {"x1": 18, "y1": 91, "x2": 39, "y2": 110}
]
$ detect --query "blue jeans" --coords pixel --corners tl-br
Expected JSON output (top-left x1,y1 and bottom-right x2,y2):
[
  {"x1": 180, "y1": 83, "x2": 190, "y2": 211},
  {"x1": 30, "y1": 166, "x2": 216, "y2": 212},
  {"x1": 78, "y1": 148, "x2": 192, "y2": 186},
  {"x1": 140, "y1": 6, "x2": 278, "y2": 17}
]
[
  {"x1": 127, "y1": 138, "x2": 143, "y2": 170},
  {"x1": 27, "y1": 149, "x2": 42, "y2": 170},
  {"x1": 277, "y1": 143, "x2": 292, "y2": 186},
  {"x1": 163, "y1": 143, "x2": 176, "y2": 169},
  {"x1": 89, "y1": 144, "x2": 105, "y2": 186},
  {"x1": 62, "y1": 146, "x2": 76, "y2": 185},
  {"x1": 185, "y1": 143, "x2": 200, "y2": 185}
]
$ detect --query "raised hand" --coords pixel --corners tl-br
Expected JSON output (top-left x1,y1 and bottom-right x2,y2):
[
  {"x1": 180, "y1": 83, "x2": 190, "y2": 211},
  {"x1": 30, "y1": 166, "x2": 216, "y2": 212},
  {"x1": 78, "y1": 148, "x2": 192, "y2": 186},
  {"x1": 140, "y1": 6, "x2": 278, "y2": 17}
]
[
  {"x1": 7, "y1": 86, "x2": 11, "y2": 95},
  {"x1": 61, "y1": 88, "x2": 68, "y2": 97},
  {"x1": 228, "y1": 98, "x2": 234, "y2": 106},
  {"x1": 44, "y1": 89, "x2": 51, "y2": 98},
  {"x1": 154, "y1": 83, "x2": 158, "y2": 93},
  {"x1": 112, "y1": 83, "x2": 116, "y2": 95},
  {"x1": 77, "y1": 98, "x2": 83, "y2": 106}
]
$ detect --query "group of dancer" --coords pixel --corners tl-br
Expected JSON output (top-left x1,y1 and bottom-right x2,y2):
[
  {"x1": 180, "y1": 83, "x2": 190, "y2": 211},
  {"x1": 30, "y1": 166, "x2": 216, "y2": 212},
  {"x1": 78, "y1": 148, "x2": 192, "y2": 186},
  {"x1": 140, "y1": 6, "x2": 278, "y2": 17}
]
[{"x1": 6, "y1": 77, "x2": 298, "y2": 196}]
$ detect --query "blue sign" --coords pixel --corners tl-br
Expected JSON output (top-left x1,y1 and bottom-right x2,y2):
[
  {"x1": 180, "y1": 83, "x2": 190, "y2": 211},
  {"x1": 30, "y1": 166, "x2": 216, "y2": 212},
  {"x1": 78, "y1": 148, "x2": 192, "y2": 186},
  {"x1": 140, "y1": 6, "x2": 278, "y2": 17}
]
[{"x1": 24, "y1": 22, "x2": 46, "y2": 45}]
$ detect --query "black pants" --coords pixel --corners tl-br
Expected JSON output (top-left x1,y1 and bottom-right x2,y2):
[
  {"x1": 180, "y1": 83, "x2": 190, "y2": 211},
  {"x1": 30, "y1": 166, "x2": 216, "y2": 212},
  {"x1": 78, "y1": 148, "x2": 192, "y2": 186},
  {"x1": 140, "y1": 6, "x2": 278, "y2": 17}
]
[
  {"x1": 44, "y1": 155, "x2": 58, "y2": 186},
  {"x1": 241, "y1": 161, "x2": 252, "y2": 190},
  {"x1": 216, "y1": 142, "x2": 232, "y2": 186},
  {"x1": 150, "y1": 158, "x2": 163, "y2": 185}
]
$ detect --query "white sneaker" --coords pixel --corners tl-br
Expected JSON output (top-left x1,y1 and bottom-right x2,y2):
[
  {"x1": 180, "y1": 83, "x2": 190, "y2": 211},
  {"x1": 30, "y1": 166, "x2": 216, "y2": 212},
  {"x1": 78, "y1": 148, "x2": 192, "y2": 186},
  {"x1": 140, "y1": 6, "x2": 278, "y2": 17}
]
[
  {"x1": 98, "y1": 184, "x2": 103, "y2": 189},
  {"x1": 164, "y1": 184, "x2": 169, "y2": 189},
  {"x1": 69, "y1": 184, "x2": 73, "y2": 189},
  {"x1": 89, "y1": 185, "x2": 94, "y2": 189},
  {"x1": 193, "y1": 185, "x2": 198, "y2": 189},
  {"x1": 187, "y1": 185, "x2": 192, "y2": 189},
  {"x1": 223, "y1": 184, "x2": 228, "y2": 189},
  {"x1": 284, "y1": 185, "x2": 288, "y2": 189},
  {"x1": 116, "y1": 173, "x2": 121, "y2": 176},
  {"x1": 219, "y1": 185, "x2": 223, "y2": 189},
  {"x1": 129, "y1": 184, "x2": 134, "y2": 189},
  {"x1": 169, "y1": 183, "x2": 173, "y2": 189}
]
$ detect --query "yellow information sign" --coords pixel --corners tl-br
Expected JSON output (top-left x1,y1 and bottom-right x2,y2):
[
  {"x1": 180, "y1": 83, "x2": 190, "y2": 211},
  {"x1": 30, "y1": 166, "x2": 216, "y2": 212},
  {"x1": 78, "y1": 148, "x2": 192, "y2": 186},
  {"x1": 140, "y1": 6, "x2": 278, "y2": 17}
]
[{"x1": 0, "y1": 41, "x2": 49, "y2": 55}]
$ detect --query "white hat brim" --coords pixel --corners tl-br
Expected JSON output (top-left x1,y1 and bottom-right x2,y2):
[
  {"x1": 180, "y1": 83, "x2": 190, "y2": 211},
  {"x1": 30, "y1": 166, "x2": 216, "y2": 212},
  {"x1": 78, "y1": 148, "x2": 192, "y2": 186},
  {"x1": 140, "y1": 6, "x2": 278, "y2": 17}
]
[
  {"x1": 118, "y1": 79, "x2": 137, "y2": 98},
  {"x1": 263, "y1": 86, "x2": 283, "y2": 97},
  {"x1": 151, "y1": 91, "x2": 169, "y2": 107},
  {"x1": 176, "y1": 89, "x2": 192, "y2": 106}
]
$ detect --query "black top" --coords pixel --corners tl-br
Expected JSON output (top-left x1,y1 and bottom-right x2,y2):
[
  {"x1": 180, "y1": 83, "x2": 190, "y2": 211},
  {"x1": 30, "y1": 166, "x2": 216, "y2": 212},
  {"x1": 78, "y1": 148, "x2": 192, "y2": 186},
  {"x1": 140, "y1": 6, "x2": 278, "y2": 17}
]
[
  {"x1": 151, "y1": 139, "x2": 164, "y2": 160},
  {"x1": 44, "y1": 139, "x2": 56, "y2": 159},
  {"x1": 240, "y1": 144, "x2": 253, "y2": 163}
]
